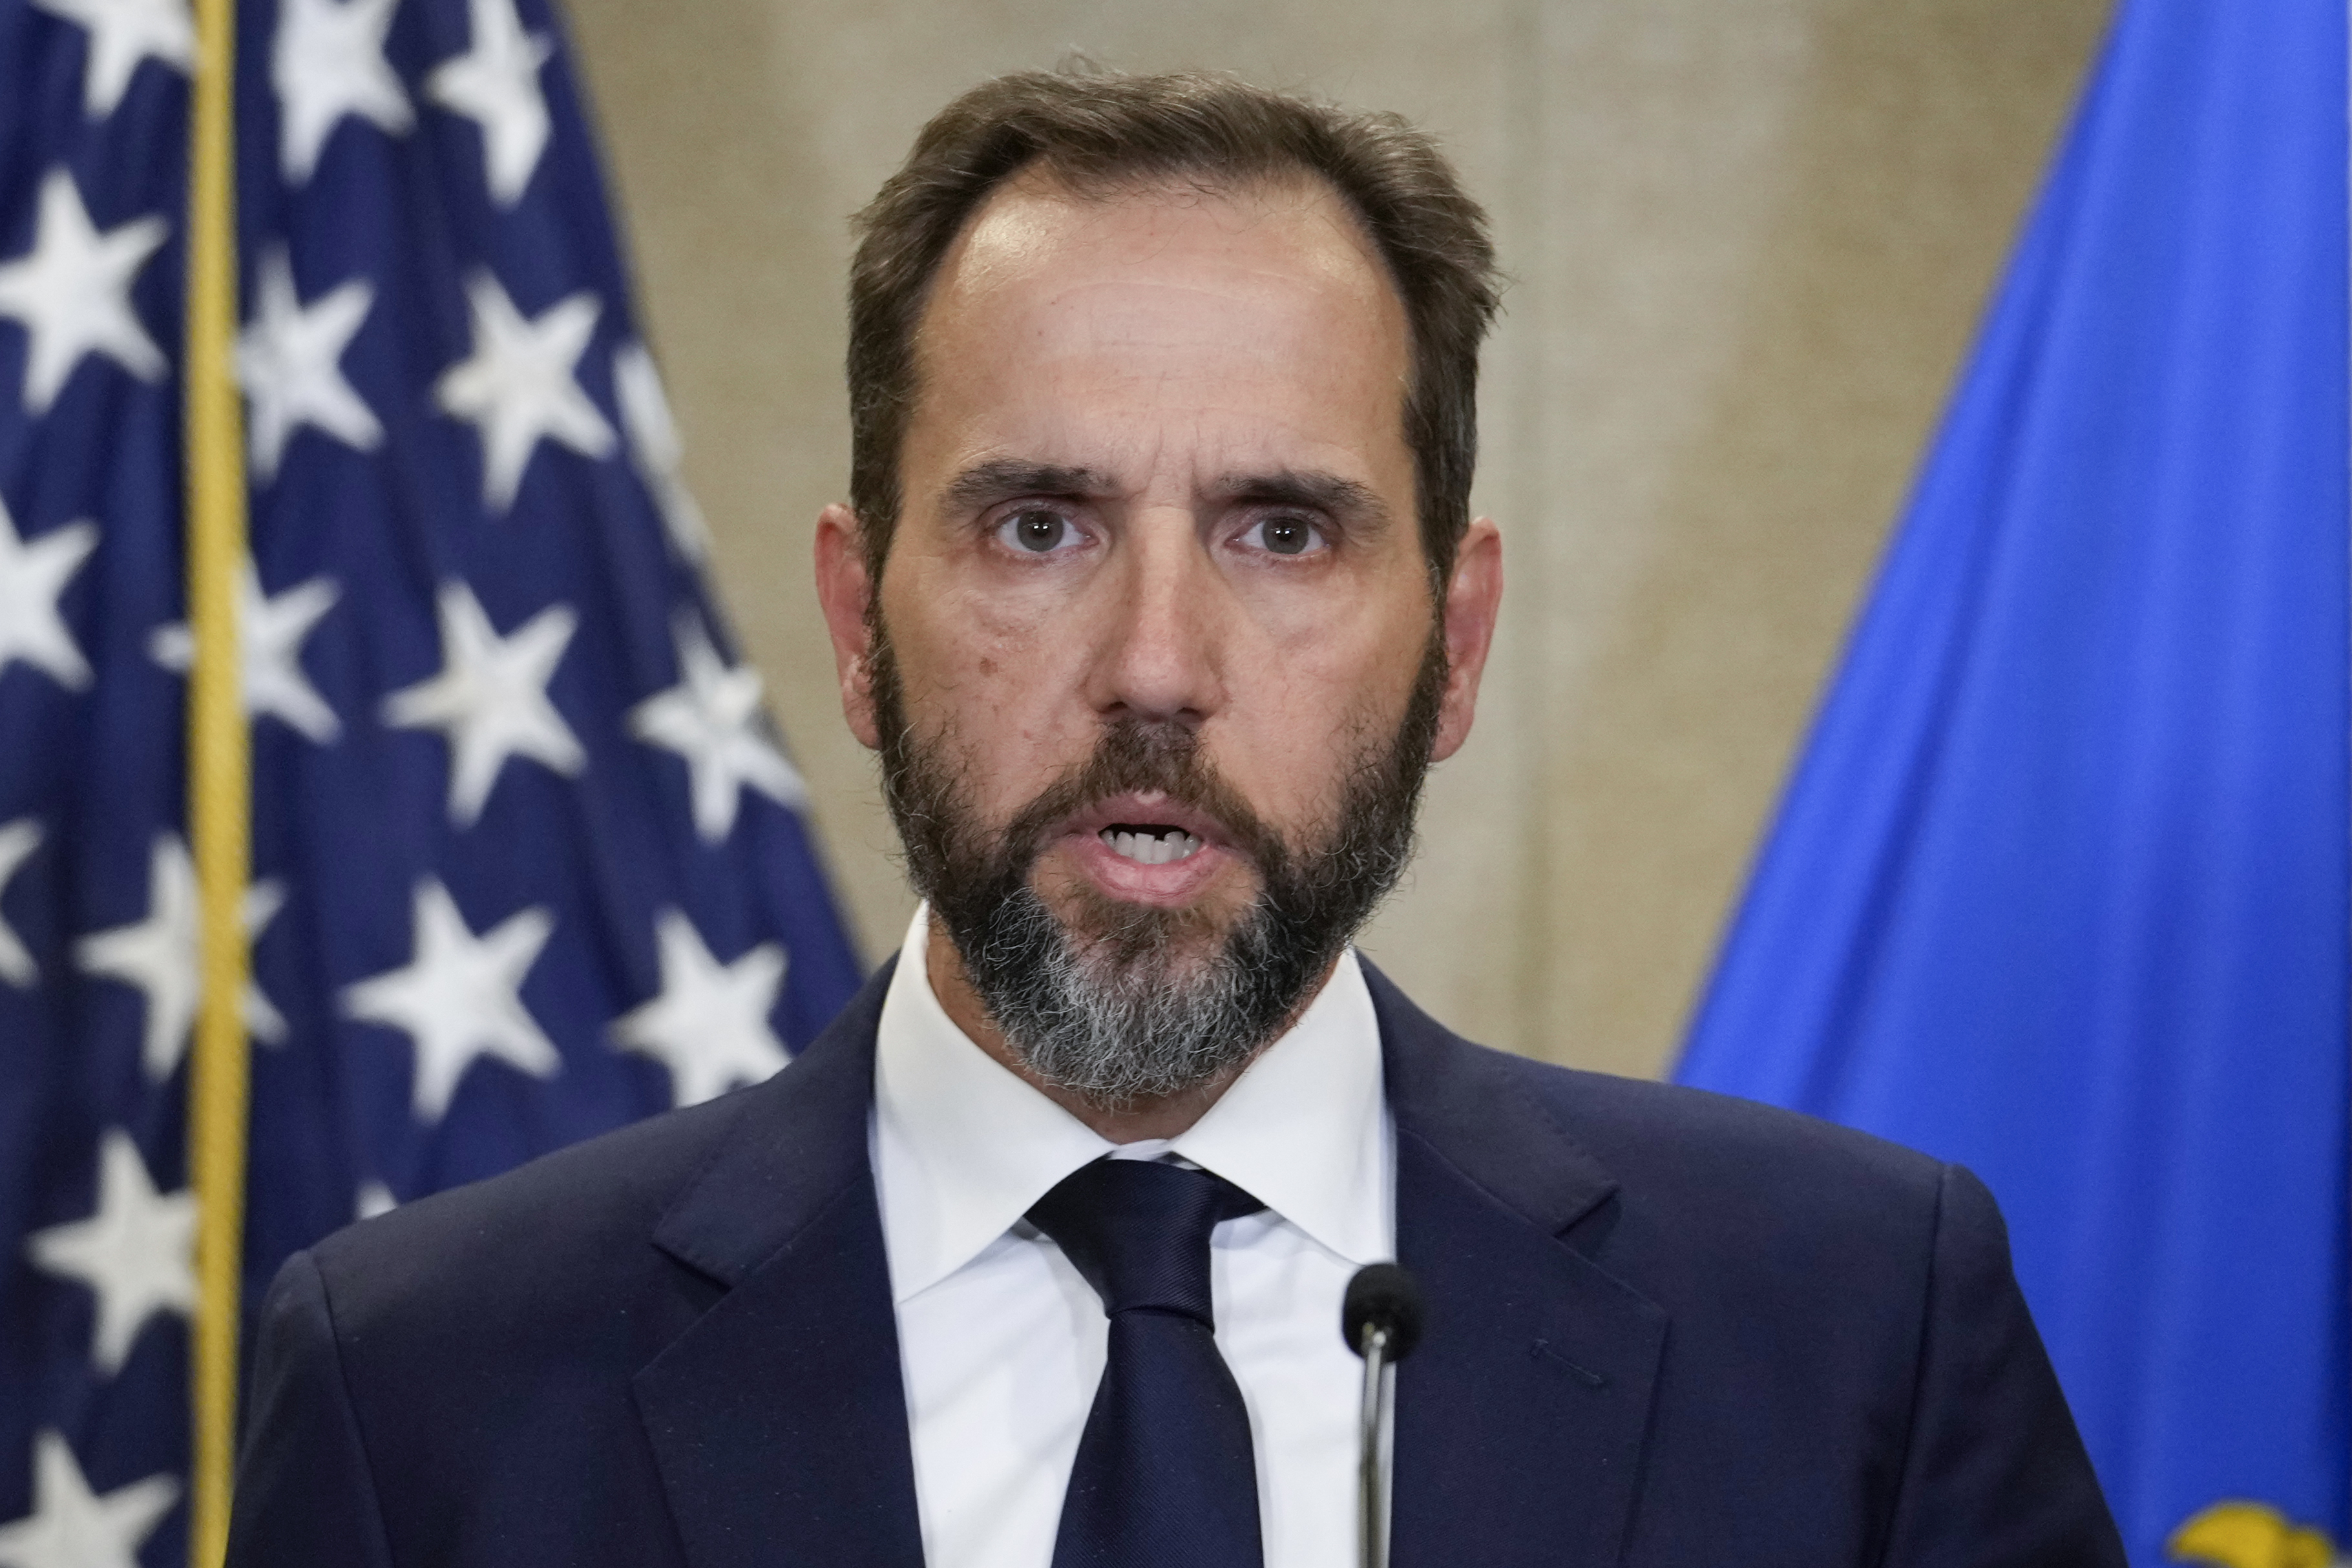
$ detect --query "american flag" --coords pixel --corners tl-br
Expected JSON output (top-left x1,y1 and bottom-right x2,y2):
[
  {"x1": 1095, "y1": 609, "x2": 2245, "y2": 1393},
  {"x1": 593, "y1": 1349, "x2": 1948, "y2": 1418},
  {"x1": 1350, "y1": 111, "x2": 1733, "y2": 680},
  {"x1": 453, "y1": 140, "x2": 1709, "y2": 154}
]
[{"x1": 0, "y1": 0, "x2": 865, "y2": 1560}]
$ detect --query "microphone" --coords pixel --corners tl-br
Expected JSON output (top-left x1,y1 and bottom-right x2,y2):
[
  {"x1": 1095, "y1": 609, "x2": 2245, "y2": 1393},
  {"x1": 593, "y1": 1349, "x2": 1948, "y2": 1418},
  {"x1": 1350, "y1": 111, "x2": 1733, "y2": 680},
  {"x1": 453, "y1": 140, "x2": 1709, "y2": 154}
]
[{"x1": 1343, "y1": 1263, "x2": 1425, "y2": 1568}]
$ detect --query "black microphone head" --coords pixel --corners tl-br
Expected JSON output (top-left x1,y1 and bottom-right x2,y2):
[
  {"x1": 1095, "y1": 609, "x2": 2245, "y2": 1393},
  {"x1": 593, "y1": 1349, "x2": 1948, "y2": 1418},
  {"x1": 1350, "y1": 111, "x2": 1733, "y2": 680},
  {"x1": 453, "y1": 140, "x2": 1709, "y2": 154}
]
[{"x1": 1342, "y1": 1262, "x2": 1427, "y2": 1363}]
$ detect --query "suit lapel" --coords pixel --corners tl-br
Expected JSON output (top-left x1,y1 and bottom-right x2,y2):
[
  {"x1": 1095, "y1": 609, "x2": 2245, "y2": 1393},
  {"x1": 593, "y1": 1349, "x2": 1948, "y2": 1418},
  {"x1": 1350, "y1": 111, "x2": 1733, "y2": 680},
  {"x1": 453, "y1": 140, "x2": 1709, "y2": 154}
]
[
  {"x1": 632, "y1": 963, "x2": 927, "y2": 1568},
  {"x1": 1372, "y1": 967, "x2": 1668, "y2": 1568}
]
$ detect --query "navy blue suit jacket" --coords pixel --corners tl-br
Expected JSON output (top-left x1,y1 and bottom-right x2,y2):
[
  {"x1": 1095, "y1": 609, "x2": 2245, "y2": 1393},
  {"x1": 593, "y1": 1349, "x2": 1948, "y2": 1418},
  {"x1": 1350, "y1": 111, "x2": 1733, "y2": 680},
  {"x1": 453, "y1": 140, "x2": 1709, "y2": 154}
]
[{"x1": 227, "y1": 963, "x2": 2125, "y2": 1566}]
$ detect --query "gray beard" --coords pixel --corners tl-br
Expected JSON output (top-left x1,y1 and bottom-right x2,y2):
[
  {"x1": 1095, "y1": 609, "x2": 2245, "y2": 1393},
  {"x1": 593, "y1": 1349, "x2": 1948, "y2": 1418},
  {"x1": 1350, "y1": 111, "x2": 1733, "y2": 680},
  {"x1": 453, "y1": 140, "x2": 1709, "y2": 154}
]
[
  {"x1": 874, "y1": 624, "x2": 1447, "y2": 1109},
  {"x1": 945, "y1": 881, "x2": 1303, "y2": 1104}
]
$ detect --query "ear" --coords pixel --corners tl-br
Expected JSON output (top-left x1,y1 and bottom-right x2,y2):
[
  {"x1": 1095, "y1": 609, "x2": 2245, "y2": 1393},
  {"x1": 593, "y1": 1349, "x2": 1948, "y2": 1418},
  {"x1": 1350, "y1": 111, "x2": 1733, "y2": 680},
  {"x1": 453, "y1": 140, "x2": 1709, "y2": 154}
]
[
  {"x1": 814, "y1": 503, "x2": 882, "y2": 750},
  {"x1": 1431, "y1": 517, "x2": 1502, "y2": 764}
]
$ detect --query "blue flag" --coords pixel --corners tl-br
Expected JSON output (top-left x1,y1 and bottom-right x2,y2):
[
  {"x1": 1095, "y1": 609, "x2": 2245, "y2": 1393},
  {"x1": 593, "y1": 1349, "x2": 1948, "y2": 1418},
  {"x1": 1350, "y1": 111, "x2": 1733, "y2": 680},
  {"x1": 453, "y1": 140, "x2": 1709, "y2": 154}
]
[
  {"x1": 0, "y1": 0, "x2": 864, "y2": 1558},
  {"x1": 1675, "y1": 1, "x2": 2349, "y2": 1562}
]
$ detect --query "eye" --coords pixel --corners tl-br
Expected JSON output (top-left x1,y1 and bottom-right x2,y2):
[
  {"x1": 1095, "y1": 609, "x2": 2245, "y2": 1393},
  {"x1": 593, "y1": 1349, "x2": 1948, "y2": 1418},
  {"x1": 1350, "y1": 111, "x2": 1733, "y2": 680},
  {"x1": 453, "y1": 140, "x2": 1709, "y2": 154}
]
[
  {"x1": 993, "y1": 507, "x2": 1084, "y2": 556},
  {"x1": 1241, "y1": 514, "x2": 1327, "y2": 557}
]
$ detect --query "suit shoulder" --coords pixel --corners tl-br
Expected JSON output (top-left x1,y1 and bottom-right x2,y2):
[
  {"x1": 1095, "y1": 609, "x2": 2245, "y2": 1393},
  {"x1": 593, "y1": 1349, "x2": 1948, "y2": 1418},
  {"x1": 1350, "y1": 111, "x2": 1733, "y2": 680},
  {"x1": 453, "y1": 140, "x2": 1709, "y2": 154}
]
[
  {"x1": 307, "y1": 1088, "x2": 750, "y2": 1332},
  {"x1": 1472, "y1": 1042, "x2": 1952, "y2": 1239},
  {"x1": 1447, "y1": 1044, "x2": 1969, "y2": 1334},
  {"x1": 1534, "y1": 1051, "x2": 1938, "y2": 1183},
  {"x1": 1365, "y1": 961, "x2": 1946, "y2": 1220}
]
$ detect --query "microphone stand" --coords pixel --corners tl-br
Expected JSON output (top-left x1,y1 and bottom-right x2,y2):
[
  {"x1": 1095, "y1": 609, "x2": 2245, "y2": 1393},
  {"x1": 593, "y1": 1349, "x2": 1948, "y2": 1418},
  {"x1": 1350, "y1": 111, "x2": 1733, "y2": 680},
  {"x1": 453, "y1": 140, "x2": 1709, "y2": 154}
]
[
  {"x1": 1356, "y1": 1318, "x2": 1396, "y2": 1568},
  {"x1": 1343, "y1": 1262, "x2": 1421, "y2": 1568}
]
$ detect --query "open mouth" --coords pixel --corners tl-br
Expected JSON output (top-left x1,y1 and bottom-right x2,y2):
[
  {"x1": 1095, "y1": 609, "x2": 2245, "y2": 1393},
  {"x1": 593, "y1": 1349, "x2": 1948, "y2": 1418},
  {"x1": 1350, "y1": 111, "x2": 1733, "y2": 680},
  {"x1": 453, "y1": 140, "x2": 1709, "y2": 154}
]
[{"x1": 1098, "y1": 824, "x2": 1206, "y2": 866}]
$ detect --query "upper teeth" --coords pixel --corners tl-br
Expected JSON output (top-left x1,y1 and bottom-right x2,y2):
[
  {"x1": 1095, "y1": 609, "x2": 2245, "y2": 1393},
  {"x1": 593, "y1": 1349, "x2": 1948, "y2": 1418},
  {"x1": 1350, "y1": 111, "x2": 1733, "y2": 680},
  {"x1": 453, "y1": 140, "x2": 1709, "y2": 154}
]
[{"x1": 1102, "y1": 828, "x2": 1204, "y2": 866}]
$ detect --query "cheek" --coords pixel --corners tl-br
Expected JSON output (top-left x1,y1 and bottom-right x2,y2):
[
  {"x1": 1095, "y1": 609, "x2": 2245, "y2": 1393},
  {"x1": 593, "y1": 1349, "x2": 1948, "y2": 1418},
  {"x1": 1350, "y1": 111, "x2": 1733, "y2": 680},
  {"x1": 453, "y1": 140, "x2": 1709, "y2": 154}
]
[
  {"x1": 884, "y1": 567, "x2": 1042, "y2": 700},
  {"x1": 1213, "y1": 608, "x2": 1428, "y2": 822},
  {"x1": 881, "y1": 570, "x2": 1103, "y2": 799}
]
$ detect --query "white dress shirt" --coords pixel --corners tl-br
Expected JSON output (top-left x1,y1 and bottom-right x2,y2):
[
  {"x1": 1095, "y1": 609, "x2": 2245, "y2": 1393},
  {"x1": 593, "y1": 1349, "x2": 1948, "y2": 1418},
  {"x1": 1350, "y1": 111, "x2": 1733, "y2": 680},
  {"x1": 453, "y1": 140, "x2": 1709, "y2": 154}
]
[{"x1": 872, "y1": 905, "x2": 1395, "y2": 1568}]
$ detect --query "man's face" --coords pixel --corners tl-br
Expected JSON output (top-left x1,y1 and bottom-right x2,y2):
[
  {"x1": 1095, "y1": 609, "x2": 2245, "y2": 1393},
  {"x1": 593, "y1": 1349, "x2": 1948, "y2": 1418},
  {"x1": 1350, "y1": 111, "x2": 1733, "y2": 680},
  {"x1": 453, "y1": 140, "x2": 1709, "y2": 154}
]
[{"x1": 817, "y1": 170, "x2": 1500, "y2": 1102}]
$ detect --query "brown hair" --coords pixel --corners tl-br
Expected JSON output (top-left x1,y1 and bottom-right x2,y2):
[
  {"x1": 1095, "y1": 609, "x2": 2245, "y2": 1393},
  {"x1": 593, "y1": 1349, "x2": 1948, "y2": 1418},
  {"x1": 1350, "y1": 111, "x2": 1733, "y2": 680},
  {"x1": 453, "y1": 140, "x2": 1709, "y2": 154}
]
[{"x1": 846, "y1": 68, "x2": 1502, "y2": 589}]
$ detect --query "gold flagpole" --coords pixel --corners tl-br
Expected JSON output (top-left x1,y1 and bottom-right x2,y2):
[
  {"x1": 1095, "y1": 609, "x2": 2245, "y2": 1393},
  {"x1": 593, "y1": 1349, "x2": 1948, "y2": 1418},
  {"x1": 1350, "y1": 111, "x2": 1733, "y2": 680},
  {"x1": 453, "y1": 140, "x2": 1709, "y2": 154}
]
[{"x1": 184, "y1": 0, "x2": 250, "y2": 1560}]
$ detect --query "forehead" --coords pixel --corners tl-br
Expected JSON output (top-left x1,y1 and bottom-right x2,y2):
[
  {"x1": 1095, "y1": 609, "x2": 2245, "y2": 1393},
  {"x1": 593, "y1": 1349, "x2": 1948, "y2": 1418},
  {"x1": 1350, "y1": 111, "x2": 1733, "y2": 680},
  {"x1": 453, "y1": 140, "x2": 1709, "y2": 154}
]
[{"x1": 906, "y1": 170, "x2": 1412, "y2": 484}]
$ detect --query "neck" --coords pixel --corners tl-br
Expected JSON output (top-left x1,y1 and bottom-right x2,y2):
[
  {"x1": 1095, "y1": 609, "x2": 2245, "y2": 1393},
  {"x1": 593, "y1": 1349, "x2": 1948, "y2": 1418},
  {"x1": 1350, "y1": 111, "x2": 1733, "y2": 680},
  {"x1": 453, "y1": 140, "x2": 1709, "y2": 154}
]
[{"x1": 923, "y1": 908, "x2": 1328, "y2": 1142}]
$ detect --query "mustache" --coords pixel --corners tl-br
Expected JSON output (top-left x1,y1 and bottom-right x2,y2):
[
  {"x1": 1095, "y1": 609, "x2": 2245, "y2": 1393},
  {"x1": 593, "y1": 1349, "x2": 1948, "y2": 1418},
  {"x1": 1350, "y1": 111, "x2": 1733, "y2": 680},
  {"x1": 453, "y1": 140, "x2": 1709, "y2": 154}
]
[{"x1": 994, "y1": 718, "x2": 1288, "y2": 882}]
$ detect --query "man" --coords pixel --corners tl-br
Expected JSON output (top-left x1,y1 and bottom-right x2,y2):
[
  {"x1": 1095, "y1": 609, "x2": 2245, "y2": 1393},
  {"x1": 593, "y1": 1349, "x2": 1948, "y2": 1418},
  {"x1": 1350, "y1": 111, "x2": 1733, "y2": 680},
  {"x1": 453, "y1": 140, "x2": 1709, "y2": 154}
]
[{"x1": 228, "y1": 70, "x2": 2126, "y2": 1568}]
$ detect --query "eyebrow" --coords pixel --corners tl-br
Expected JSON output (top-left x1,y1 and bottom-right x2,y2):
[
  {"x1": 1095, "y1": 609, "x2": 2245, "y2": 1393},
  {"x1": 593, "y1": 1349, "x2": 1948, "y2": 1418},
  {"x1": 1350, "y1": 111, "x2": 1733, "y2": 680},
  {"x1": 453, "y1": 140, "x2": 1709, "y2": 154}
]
[
  {"x1": 1215, "y1": 469, "x2": 1393, "y2": 535},
  {"x1": 938, "y1": 459, "x2": 1117, "y2": 516}
]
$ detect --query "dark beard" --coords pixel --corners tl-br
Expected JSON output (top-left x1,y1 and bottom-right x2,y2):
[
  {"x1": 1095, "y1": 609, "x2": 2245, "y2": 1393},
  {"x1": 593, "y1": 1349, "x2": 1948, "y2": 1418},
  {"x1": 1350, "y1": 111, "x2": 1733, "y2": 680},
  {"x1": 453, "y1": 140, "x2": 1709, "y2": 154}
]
[{"x1": 872, "y1": 623, "x2": 1447, "y2": 1108}]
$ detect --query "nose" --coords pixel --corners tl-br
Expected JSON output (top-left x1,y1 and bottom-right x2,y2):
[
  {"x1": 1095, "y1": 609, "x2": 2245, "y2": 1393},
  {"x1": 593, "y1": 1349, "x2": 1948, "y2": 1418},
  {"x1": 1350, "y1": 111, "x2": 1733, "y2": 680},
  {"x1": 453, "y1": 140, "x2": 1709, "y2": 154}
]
[{"x1": 1087, "y1": 508, "x2": 1228, "y2": 727}]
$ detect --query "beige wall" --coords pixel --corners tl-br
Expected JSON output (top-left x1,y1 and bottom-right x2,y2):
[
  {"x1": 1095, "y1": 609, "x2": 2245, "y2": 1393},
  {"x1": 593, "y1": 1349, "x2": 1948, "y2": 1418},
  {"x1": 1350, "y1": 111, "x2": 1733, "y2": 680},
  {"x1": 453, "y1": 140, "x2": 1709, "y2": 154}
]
[{"x1": 563, "y1": 0, "x2": 2110, "y2": 1078}]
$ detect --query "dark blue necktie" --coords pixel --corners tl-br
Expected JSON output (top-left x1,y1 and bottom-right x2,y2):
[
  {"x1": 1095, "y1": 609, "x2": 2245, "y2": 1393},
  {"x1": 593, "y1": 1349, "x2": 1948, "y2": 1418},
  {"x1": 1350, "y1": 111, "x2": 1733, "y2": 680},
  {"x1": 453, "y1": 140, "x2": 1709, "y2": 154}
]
[{"x1": 1027, "y1": 1157, "x2": 1268, "y2": 1568}]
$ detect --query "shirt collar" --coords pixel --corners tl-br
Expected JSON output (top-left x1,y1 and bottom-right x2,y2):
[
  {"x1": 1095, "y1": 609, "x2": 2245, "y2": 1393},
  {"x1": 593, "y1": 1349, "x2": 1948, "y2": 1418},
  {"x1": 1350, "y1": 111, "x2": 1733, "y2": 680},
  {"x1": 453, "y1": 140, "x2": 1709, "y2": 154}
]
[{"x1": 871, "y1": 904, "x2": 1391, "y2": 1305}]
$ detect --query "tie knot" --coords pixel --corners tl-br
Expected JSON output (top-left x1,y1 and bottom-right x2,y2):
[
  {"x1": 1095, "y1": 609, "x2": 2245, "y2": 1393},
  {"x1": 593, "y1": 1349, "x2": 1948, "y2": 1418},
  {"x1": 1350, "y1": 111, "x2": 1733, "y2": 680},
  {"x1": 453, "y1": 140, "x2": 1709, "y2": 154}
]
[{"x1": 1028, "y1": 1158, "x2": 1263, "y2": 1326}]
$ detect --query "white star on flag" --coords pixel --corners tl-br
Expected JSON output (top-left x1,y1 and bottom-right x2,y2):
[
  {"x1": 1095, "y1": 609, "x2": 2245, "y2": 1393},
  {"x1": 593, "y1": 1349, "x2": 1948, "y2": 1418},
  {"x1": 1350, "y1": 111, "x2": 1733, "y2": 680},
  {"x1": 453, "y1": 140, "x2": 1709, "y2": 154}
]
[
  {"x1": 612, "y1": 910, "x2": 789, "y2": 1106},
  {"x1": 28, "y1": 0, "x2": 194, "y2": 118},
  {"x1": 238, "y1": 246, "x2": 381, "y2": 482},
  {"x1": 0, "y1": 169, "x2": 167, "y2": 414},
  {"x1": 342, "y1": 879, "x2": 560, "y2": 1122},
  {"x1": 0, "y1": 819, "x2": 44, "y2": 988},
  {"x1": 631, "y1": 612, "x2": 806, "y2": 843},
  {"x1": 271, "y1": 0, "x2": 411, "y2": 185},
  {"x1": 0, "y1": 1432, "x2": 178, "y2": 1568},
  {"x1": 23, "y1": 1132, "x2": 197, "y2": 1377},
  {"x1": 434, "y1": 272, "x2": 613, "y2": 512},
  {"x1": 149, "y1": 558, "x2": 342, "y2": 743},
  {"x1": 382, "y1": 581, "x2": 584, "y2": 826},
  {"x1": 0, "y1": 498, "x2": 97, "y2": 690},
  {"x1": 613, "y1": 341, "x2": 710, "y2": 562},
  {"x1": 355, "y1": 1180, "x2": 397, "y2": 1220},
  {"x1": 426, "y1": 0, "x2": 553, "y2": 206},
  {"x1": 74, "y1": 835, "x2": 288, "y2": 1082}
]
